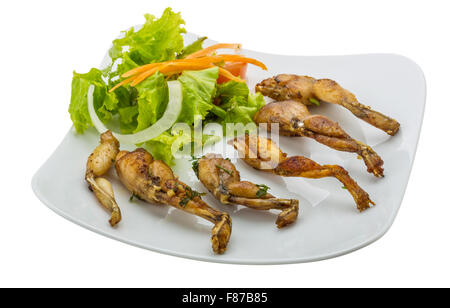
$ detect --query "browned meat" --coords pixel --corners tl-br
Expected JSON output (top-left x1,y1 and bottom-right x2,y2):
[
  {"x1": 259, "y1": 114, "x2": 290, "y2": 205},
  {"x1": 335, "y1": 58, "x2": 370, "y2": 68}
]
[
  {"x1": 256, "y1": 74, "x2": 400, "y2": 136},
  {"x1": 253, "y1": 100, "x2": 384, "y2": 177},
  {"x1": 232, "y1": 135, "x2": 375, "y2": 212},
  {"x1": 196, "y1": 154, "x2": 299, "y2": 228},
  {"x1": 115, "y1": 148, "x2": 232, "y2": 254},
  {"x1": 85, "y1": 131, "x2": 121, "y2": 226}
]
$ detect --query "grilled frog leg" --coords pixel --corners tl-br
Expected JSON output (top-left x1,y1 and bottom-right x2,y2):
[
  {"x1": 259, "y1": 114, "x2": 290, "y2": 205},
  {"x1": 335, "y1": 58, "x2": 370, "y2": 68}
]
[
  {"x1": 254, "y1": 100, "x2": 384, "y2": 177},
  {"x1": 85, "y1": 130, "x2": 121, "y2": 226},
  {"x1": 196, "y1": 154, "x2": 299, "y2": 228},
  {"x1": 313, "y1": 79, "x2": 400, "y2": 136},
  {"x1": 255, "y1": 74, "x2": 400, "y2": 135},
  {"x1": 232, "y1": 135, "x2": 374, "y2": 212},
  {"x1": 115, "y1": 148, "x2": 231, "y2": 254}
]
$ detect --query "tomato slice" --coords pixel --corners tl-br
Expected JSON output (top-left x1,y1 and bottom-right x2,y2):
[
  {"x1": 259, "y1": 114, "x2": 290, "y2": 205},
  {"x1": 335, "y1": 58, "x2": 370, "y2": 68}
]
[{"x1": 217, "y1": 62, "x2": 248, "y2": 83}]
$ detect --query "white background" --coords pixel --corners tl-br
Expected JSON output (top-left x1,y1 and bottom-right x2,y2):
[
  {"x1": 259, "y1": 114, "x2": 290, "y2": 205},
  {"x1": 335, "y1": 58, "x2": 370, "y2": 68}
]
[{"x1": 1, "y1": 0, "x2": 448, "y2": 287}]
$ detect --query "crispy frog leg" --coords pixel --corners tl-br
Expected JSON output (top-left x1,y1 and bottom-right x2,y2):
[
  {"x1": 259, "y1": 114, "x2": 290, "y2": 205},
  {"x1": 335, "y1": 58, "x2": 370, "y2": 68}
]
[
  {"x1": 85, "y1": 131, "x2": 121, "y2": 226},
  {"x1": 254, "y1": 100, "x2": 384, "y2": 177},
  {"x1": 255, "y1": 74, "x2": 400, "y2": 135},
  {"x1": 232, "y1": 135, "x2": 374, "y2": 212},
  {"x1": 196, "y1": 154, "x2": 299, "y2": 228},
  {"x1": 313, "y1": 79, "x2": 400, "y2": 136},
  {"x1": 115, "y1": 148, "x2": 231, "y2": 254}
]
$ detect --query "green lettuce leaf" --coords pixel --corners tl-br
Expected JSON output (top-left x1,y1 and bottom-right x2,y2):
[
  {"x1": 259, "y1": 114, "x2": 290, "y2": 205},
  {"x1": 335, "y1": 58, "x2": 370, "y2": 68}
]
[
  {"x1": 142, "y1": 132, "x2": 180, "y2": 165},
  {"x1": 177, "y1": 67, "x2": 219, "y2": 125},
  {"x1": 177, "y1": 36, "x2": 207, "y2": 59},
  {"x1": 113, "y1": 85, "x2": 138, "y2": 109},
  {"x1": 109, "y1": 8, "x2": 186, "y2": 78},
  {"x1": 247, "y1": 92, "x2": 266, "y2": 110},
  {"x1": 133, "y1": 72, "x2": 168, "y2": 133},
  {"x1": 214, "y1": 80, "x2": 249, "y2": 108},
  {"x1": 117, "y1": 105, "x2": 139, "y2": 134},
  {"x1": 201, "y1": 134, "x2": 222, "y2": 148},
  {"x1": 223, "y1": 97, "x2": 256, "y2": 125},
  {"x1": 142, "y1": 131, "x2": 221, "y2": 165},
  {"x1": 108, "y1": 53, "x2": 140, "y2": 84},
  {"x1": 68, "y1": 68, "x2": 118, "y2": 133},
  {"x1": 222, "y1": 96, "x2": 259, "y2": 136},
  {"x1": 222, "y1": 91, "x2": 266, "y2": 128}
]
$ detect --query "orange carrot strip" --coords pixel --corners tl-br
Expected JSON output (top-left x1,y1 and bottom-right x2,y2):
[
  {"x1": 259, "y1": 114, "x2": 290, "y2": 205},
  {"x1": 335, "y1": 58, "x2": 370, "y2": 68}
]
[
  {"x1": 186, "y1": 43, "x2": 242, "y2": 59},
  {"x1": 130, "y1": 64, "x2": 167, "y2": 87},
  {"x1": 218, "y1": 67, "x2": 245, "y2": 83},
  {"x1": 166, "y1": 57, "x2": 222, "y2": 66},
  {"x1": 149, "y1": 55, "x2": 262, "y2": 69},
  {"x1": 114, "y1": 53, "x2": 262, "y2": 89},
  {"x1": 121, "y1": 52, "x2": 265, "y2": 79},
  {"x1": 122, "y1": 57, "x2": 221, "y2": 78},
  {"x1": 215, "y1": 54, "x2": 267, "y2": 70},
  {"x1": 156, "y1": 63, "x2": 214, "y2": 79},
  {"x1": 122, "y1": 62, "x2": 162, "y2": 78},
  {"x1": 108, "y1": 75, "x2": 139, "y2": 92},
  {"x1": 160, "y1": 63, "x2": 214, "y2": 75},
  {"x1": 130, "y1": 63, "x2": 214, "y2": 87}
]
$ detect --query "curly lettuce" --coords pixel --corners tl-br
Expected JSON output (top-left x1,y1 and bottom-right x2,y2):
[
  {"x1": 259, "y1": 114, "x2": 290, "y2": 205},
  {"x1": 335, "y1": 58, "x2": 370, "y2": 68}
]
[
  {"x1": 213, "y1": 81, "x2": 266, "y2": 125},
  {"x1": 69, "y1": 68, "x2": 118, "y2": 133},
  {"x1": 215, "y1": 80, "x2": 249, "y2": 108},
  {"x1": 177, "y1": 67, "x2": 219, "y2": 125},
  {"x1": 68, "y1": 8, "x2": 267, "y2": 165},
  {"x1": 142, "y1": 131, "x2": 220, "y2": 165},
  {"x1": 134, "y1": 72, "x2": 169, "y2": 132},
  {"x1": 177, "y1": 36, "x2": 207, "y2": 59},
  {"x1": 109, "y1": 8, "x2": 186, "y2": 79}
]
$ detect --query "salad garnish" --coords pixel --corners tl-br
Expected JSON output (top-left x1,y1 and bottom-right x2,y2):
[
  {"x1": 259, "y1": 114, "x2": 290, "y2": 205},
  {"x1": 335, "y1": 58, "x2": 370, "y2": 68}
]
[
  {"x1": 68, "y1": 7, "x2": 268, "y2": 165},
  {"x1": 256, "y1": 184, "x2": 270, "y2": 197},
  {"x1": 87, "y1": 81, "x2": 183, "y2": 145},
  {"x1": 185, "y1": 43, "x2": 241, "y2": 59},
  {"x1": 110, "y1": 53, "x2": 267, "y2": 91}
]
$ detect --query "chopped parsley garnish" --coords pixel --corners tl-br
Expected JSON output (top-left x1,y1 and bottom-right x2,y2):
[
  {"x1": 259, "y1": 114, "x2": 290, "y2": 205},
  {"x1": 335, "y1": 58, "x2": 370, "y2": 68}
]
[
  {"x1": 216, "y1": 164, "x2": 233, "y2": 176},
  {"x1": 179, "y1": 187, "x2": 206, "y2": 207},
  {"x1": 190, "y1": 155, "x2": 202, "y2": 177},
  {"x1": 256, "y1": 184, "x2": 270, "y2": 197},
  {"x1": 129, "y1": 193, "x2": 144, "y2": 202},
  {"x1": 309, "y1": 97, "x2": 321, "y2": 106}
]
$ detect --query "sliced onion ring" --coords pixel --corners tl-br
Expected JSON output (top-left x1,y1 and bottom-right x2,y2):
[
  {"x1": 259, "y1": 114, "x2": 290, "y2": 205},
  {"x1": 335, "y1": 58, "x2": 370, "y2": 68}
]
[{"x1": 87, "y1": 80, "x2": 182, "y2": 144}]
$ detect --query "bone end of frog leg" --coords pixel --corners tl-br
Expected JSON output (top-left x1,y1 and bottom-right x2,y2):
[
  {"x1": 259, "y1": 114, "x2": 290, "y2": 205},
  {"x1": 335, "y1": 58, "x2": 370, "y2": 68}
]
[
  {"x1": 211, "y1": 214, "x2": 232, "y2": 254},
  {"x1": 276, "y1": 200, "x2": 299, "y2": 228}
]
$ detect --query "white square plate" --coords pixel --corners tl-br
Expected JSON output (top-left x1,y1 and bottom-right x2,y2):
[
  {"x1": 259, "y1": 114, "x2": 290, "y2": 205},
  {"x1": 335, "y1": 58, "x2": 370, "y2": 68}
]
[{"x1": 32, "y1": 36, "x2": 426, "y2": 264}]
